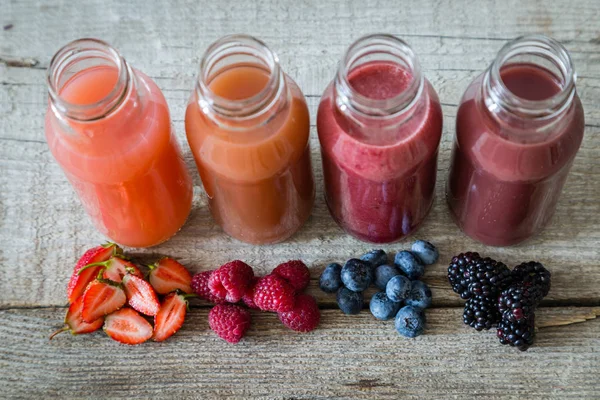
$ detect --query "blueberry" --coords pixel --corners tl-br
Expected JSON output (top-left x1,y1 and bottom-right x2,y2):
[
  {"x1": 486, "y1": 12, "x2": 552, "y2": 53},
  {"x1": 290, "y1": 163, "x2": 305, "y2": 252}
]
[
  {"x1": 405, "y1": 280, "x2": 432, "y2": 309},
  {"x1": 386, "y1": 275, "x2": 411, "y2": 303},
  {"x1": 337, "y1": 287, "x2": 364, "y2": 315},
  {"x1": 411, "y1": 240, "x2": 439, "y2": 265},
  {"x1": 369, "y1": 292, "x2": 401, "y2": 320},
  {"x1": 319, "y1": 263, "x2": 342, "y2": 293},
  {"x1": 341, "y1": 258, "x2": 372, "y2": 292},
  {"x1": 360, "y1": 249, "x2": 388, "y2": 268},
  {"x1": 395, "y1": 305, "x2": 426, "y2": 338},
  {"x1": 375, "y1": 264, "x2": 401, "y2": 290},
  {"x1": 394, "y1": 250, "x2": 425, "y2": 280}
]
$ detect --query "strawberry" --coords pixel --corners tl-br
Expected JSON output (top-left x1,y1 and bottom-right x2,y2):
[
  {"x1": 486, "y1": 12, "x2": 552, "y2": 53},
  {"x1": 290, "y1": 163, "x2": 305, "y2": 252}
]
[
  {"x1": 80, "y1": 256, "x2": 143, "y2": 283},
  {"x1": 104, "y1": 308, "x2": 153, "y2": 345},
  {"x1": 148, "y1": 257, "x2": 192, "y2": 294},
  {"x1": 49, "y1": 296, "x2": 104, "y2": 339},
  {"x1": 153, "y1": 292, "x2": 190, "y2": 342},
  {"x1": 122, "y1": 274, "x2": 160, "y2": 316},
  {"x1": 67, "y1": 243, "x2": 121, "y2": 303},
  {"x1": 81, "y1": 279, "x2": 127, "y2": 323}
]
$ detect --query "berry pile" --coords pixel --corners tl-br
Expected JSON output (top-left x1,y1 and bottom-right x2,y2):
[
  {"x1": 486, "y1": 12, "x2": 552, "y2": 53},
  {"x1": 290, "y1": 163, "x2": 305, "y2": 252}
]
[
  {"x1": 193, "y1": 260, "x2": 320, "y2": 343},
  {"x1": 51, "y1": 243, "x2": 194, "y2": 345},
  {"x1": 319, "y1": 240, "x2": 438, "y2": 338},
  {"x1": 448, "y1": 254, "x2": 551, "y2": 351}
]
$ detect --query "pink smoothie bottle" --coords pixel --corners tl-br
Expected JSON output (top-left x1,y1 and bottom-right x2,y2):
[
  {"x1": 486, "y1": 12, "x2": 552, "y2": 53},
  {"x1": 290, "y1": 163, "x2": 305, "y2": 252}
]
[
  {"x1": 447, "y1": 35, "x2": 585, "y2": 246},
  {"x1": 317, "y1": 34, "x2": 443, "y2": 243}
]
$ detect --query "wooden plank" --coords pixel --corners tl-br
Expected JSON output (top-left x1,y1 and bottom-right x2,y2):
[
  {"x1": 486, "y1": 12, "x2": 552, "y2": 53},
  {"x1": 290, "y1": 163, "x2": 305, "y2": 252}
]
[{"x1": 0, "y1": 307, "x2": 598, "y2": 398}]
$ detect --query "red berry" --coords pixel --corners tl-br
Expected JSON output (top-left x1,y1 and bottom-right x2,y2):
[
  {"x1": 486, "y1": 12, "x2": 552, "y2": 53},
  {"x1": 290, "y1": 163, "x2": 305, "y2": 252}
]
[
  {"x1": 67, "y1": 243, "x2": 120, "y2": 303},
  {"x1": 273, "y1": 260, "x2": 311, "y2": 291},
  {"x1": 122, "y1": 274, "x2": 160, "y2": 316},
  {"x1": 49, "y1": 296, "x2": 104, "y2": 339},
  {"x1": 208, "y1": 304, "x2": 251, "y2": 344},
  {"x1": 154, "y1": 292, "x2": 188, "y2": 342},
  {"x1": 104, "y1": 308, "x2": 153, "y2": 345},
  {"x1": 191, "y1": 271, "x2": 225, "y2": 304},
  {"x1": 148, "y1": 257, "x2": 192, "y2": 295},
  {"x1": 278, "y1": 294, "x2": 321, "y2": 332},
  {"x1": 242, "y1": 277, "x2": 260, "y2": 310},
  {"x1": 253, "y1": 274, "x2": 296, "y2": 312},
  {"x1": 81, "y1": 280, "x2": 127, "y2": 323},
  {"x1": 208, "y1": 260, "x2": 254, "y2": 303}
]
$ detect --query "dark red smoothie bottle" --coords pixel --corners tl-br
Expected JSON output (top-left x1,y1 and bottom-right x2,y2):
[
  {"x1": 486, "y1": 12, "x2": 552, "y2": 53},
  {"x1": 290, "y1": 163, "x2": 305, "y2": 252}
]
[
  {"x1": 447, "y1": 35, "x2": 585, "y2": 246},
  {"x1": 317, "y1": 34, "x2": 443, "y2": 243}
]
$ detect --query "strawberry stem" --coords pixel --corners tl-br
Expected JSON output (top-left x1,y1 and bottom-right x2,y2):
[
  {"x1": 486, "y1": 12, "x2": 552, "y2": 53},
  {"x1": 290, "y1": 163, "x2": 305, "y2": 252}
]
[
  {"x1": 49, "y1": 325, "x2": 69, "y2": 340},
  {"x1": 78, "y1": 260, "x2": 111, "y2": 275}
]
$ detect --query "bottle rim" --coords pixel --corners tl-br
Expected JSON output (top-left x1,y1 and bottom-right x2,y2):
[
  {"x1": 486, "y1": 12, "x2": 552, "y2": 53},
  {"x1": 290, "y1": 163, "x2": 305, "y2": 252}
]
[
  {"x1": 47, "y1": 38, "x2": 130, "y2": 122},
  {"x1": 485, "y1": 34, "x2": 577, "y2": 120}
]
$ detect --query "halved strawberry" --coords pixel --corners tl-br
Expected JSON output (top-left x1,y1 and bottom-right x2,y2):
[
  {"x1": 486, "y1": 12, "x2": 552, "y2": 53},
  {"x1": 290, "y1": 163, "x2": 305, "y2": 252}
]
[
  {"x1": 67, "y1": 243, "x2": 121, "y2": 303},
  {"x1": 153, "y1": 292, "x2": 190, "y2": 342},
  {"x1": 104, "y1": 308, "x2": 153, "y2": 345},
  {"x1": 81, "y1": 279, "x2": 126, "y2": 323},
  {"x1": 81, "y1": 256, "x2": 143, "y2": 283},
  {"x1": 148, "y1": 257, "x2": 192, "y2": 294},
  {"x1": 122, "y1": 274, "x2": 160, "y2": 316},
  {"x1": 49, "y1": 296, "x2": 104, "y2": 339}
]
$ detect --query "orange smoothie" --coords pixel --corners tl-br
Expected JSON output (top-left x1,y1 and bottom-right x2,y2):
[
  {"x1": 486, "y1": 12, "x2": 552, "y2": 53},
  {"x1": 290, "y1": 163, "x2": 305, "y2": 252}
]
[
  {"x1": 186, "y1": 64, "x2": 314, "y2": 244},
  {"x1": 46, "y1": 62, "x2": 193, "y2": 248}
]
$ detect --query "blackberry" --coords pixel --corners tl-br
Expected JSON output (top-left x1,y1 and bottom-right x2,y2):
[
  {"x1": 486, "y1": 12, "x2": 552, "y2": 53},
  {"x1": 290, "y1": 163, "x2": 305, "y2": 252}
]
[
  {"x1": 498, "y1": 282, "x2": 544, "y2": 322},
  {"x1": 497, "y1": 315, "x2": 536, "y2": 351},
  {"x1": 463, "y1": 296, "x2": 501, "y2": 331},
  {"x1": 512, "y1": 261, "x2": 551, "y2": 297},
  {"x1": 447, "y1": 252, "x2": 480, "y2": 299},
  {"x1": 466, "y1": 257, "x2": 512, "y2": 297}
]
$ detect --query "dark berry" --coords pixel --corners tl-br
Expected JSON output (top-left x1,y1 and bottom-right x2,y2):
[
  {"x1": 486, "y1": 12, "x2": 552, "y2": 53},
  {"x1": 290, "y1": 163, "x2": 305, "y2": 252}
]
[
  {"x1": 463, "y1": 296, "x2": 501, "y2": 331},
  {"x1": 447, "y1": 252, "x2": 481, "y2": 300},
  {"x1": 336, "y1": 287, "x2": 364, "y2": 315},
  {"x1": 395, "y1": 305, "x2": 426, "y2": 338},
  {"x1": 369, "y1": 292, "x2": 401, "y2": 321},
  {"x1": 341, "y1": 259, "x2": 372, "y2": 292},
  {"x1": 386, "y1": 275, "x2": 411, "y2": 303},
  {"x1": 374, "y1": 264, "x2": 401, "y2": 290},
  {"x1": 404, "y1": 280, "x2": 432, "y2": 309},
  {"x1": 466, "y1": 257, "x2": 512, "y2": 297},
  {"x1": 360, "y1": 249, "x2": 388, "y2": 268},
  {"x1": 497, "y1": 315, "x2": 536, "y2": 351},
  {"x1": 512, "y1": 261, "x2": 551, "y2": 297},
  {"x1": 498, "y1": 283, "x2": 544, "y2": 323},
  {"x1": 411, "y1": 240, "x2": 439, "y2": 265},
  {"x1": 319, "y1": 263, "x2": 342, "y2": 293},
  {"x1": 394, "y1": 251, "x2": 424, "y2": 280}
]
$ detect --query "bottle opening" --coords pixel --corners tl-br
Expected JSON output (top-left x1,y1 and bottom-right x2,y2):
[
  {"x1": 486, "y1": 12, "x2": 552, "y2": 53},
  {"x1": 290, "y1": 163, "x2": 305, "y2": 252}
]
[
  {"x1": 47, "y1": 38, "x2": 129, "y2": 121},
  {"x1": 487, "y1": 35, "x2": 576, "y2": 119},
  {"x1": 336, "y1": 34, "x2": 424, "y2": 117},
  {"x1": 197, "y1": 34, "x2": 282, "y2": 119}
]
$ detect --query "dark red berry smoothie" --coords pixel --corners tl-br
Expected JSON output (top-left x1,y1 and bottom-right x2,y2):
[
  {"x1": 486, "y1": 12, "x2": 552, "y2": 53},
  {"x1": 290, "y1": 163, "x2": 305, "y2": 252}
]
[
  {"x1": 317, "y1": 62, "x2": 443, "y2": 243},
  {"x1": 447, "y1": 63, "x2": 585, "y2": 246}
]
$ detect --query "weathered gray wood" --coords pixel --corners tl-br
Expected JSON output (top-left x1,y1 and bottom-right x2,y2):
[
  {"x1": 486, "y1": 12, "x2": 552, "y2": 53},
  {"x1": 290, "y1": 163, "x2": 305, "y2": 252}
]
[{"x1": 0, "y1": 307, "x2": 598, "y2": 399}]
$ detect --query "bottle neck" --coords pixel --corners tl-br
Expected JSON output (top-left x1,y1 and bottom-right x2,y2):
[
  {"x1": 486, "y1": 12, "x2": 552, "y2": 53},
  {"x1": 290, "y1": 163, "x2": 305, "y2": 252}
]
[
  {"x1": 194, "y1": 34, "x2": 287, "y2": 131},
  {"x1": 481, "y1": 35, "x2": 577, "y2": 136},
  {"x1": 47, "y1": 38, "x2": 141, "y2": 124},
  {"x1": 333, "y1": 34, "x2": 425, "y2": 130}
]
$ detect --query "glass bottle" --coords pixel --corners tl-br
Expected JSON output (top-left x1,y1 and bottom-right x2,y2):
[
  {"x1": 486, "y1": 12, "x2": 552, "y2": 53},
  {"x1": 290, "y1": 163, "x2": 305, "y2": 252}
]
[
  {"x1": 185, "y1": 35, "x2": 315, "y2": 245},
  {"x1": 317, "y1": 34, "x2": 443, "y2": 243},
  {"x1": 447, "y1": 35, "x2": 585, "y2": 246},
  {"x1": 45, "y1": 39, "x2": 193, "y2": 248}
]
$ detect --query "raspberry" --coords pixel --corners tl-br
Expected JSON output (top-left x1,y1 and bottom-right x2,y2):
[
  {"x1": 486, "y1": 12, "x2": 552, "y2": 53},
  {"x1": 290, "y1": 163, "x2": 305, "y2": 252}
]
[
  {"x1": 209, "y1": 260, "x2": 254, "y2": 303},
  {"x1": 253, "y1": 274, "x2": 296, "y2": 312},
  {"x1": 208, "y1": 304, "x2": 252, "y2": 344},
  {"x1": 191, "y1": 271, "x2": 224, "y2": 304},
  {"x1": 278, "y1": 294, "x2": 320, "y2": 332},
  {"x1": 242, "y1": 276, "x2": 260, "y2": 310},
  {"x1": 273, "y1": 260, "x2": 311, "y2": 291}
]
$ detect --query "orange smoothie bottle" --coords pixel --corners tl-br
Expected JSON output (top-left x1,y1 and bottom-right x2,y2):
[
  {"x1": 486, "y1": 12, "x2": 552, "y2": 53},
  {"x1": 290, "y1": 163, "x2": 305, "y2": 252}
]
[
  {"x1": 185, "y1": 35, "x2": 315, "y2": 244},
  {"x1": 45, "y1": 39, "x2": 193, "y2": 248}
]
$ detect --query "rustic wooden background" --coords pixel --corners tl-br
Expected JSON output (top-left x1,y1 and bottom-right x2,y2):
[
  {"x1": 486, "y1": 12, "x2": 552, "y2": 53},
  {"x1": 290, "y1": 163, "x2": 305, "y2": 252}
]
[{"x1": 1, "y1": 0, "x2": 599, "y2": 398}]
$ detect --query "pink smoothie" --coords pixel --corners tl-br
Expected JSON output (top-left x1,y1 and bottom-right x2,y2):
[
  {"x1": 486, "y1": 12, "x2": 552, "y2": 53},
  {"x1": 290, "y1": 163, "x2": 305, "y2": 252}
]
[
  {"x1": 447, "y1": 63, "x2": 585, "y2": 246},
  {"x1": 317, "y1": 62, "x2": 443, "y2": 243}
]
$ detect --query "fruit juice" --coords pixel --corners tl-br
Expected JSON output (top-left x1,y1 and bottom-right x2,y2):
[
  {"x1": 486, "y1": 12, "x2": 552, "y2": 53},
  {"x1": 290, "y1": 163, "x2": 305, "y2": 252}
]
[
  {"x1": 186, "y1": 62, "x2": 314, "y2": 245},
  {"x1": 46, "y1": 59, "x2": 193, "y2": 248},
  {"x1": 317, "y1": 61, "x2": 443, "y2": 243},
  {"x1": 447, "y1": 63, "x2": 584, "y2": 246}
]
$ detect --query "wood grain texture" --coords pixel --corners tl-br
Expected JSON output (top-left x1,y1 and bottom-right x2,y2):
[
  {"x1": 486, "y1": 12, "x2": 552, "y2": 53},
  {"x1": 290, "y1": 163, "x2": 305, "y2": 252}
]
[{"x1": 1, "y1": 0, "x2": 600, "y2": 398}]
